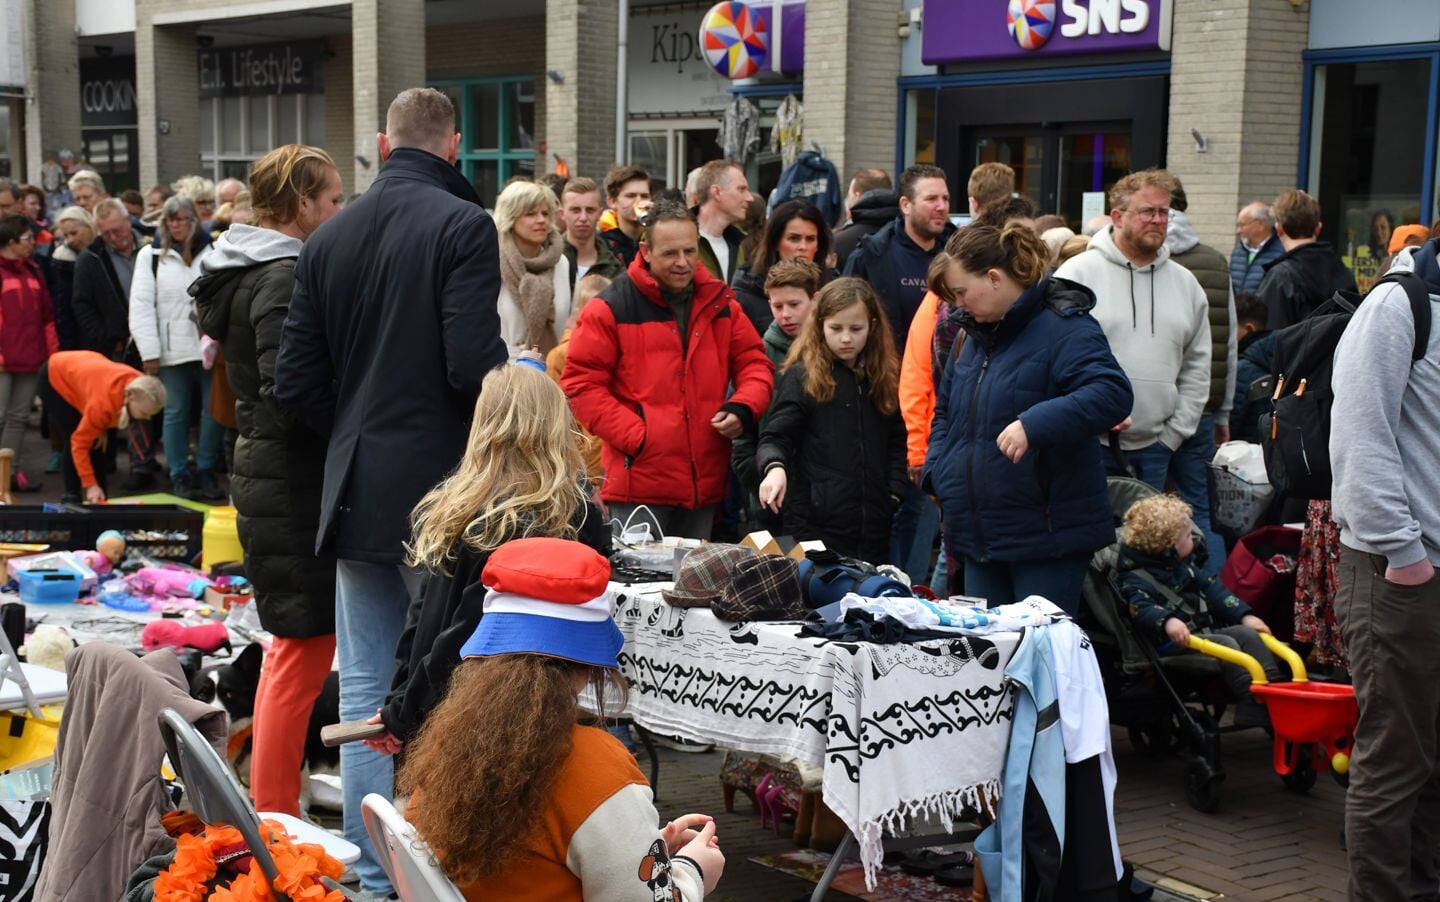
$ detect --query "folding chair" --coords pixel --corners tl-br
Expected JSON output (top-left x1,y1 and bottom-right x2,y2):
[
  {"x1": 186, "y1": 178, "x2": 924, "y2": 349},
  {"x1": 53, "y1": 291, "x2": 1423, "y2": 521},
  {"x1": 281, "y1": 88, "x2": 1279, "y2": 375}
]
[
  {"x1": 360, "y1": 793, "x2": 465, "y2": 902},
  {"x1": 0, "y1": 623, "x2": 66, "y2": 721},
  {"x1": 157, "y1": 707, "x2": 360, "y2": 898}
]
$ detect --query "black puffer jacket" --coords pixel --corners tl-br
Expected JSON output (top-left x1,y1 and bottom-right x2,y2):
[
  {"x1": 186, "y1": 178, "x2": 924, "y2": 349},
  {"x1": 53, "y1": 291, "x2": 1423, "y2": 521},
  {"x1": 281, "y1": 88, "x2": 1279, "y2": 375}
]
[
  {"x1": 192, "y1": 225, "x2": 334, "y2": 638},
  {"x1": 381, "y1": 502, "x2": 612, "y2": 742},
  {"x1": 834, "y1": 189, "x2": 900, "y2": 266},
  {"x1": 756, "y1": 361, "x2": 908, "y2": 564},
  {"x1": 1257, "y1": 241, "x2": 1356, "y2": 331}
]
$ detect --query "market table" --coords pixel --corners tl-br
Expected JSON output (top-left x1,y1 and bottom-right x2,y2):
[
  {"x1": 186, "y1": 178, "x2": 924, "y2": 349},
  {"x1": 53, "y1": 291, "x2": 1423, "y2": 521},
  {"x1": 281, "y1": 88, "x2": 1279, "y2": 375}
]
[{"x1": 608, "y1": 582, "x2": 1022, "y2": 893}]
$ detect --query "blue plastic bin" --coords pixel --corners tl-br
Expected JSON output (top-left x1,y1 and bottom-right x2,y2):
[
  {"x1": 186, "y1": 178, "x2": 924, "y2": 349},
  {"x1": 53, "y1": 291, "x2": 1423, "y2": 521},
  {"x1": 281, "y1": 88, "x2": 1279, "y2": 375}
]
[{"x1": 15, "y1": 568, "x2": 82, "y2": 605}]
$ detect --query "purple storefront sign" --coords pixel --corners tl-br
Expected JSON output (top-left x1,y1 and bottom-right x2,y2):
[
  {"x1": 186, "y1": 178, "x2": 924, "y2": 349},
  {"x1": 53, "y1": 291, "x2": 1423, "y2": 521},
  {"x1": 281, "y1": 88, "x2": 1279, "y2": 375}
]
[{"x1": 922, "y1": 0, "x2": 1172, "y2": 65}]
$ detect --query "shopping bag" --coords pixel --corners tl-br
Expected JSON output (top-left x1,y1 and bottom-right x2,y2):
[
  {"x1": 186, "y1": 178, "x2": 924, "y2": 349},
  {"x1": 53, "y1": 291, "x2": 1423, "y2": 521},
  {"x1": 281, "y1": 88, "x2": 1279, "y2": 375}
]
[
  {"x1": 0, "y1": 799, "x2": 50, "y2": 902},
  {"x1": 1220, "y1": 525, "x2": 1302, "y2": 641},
  {"x1": 1210, "y1": 441, "x2": 1274, "y2": 537}
]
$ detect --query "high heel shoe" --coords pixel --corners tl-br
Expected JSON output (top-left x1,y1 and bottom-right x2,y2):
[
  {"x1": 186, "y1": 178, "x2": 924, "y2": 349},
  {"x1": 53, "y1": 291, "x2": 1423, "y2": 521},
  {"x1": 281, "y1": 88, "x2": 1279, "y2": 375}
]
[{"x1": 754, "y1": 774, "x2": 777, "y2": 830}]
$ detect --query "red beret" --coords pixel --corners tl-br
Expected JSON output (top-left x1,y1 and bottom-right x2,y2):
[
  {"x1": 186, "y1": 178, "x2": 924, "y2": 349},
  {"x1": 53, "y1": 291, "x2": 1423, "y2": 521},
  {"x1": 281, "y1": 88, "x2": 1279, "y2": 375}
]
[{"x1": 482, "y1": 537, "x2": 611, "y2": 603}]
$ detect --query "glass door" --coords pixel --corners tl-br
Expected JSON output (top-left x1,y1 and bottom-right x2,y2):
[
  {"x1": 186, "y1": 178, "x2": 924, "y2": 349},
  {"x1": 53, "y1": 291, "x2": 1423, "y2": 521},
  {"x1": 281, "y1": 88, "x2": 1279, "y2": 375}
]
[{"x1": 965, "y1": 124, "x2": 1132, "y2": 230}]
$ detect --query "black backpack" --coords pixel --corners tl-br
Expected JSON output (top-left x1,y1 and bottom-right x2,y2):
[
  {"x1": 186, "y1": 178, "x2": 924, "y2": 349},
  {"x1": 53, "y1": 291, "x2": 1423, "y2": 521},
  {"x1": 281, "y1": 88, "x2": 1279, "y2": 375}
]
[{"x1": 1259, "y1": 271, "x2": 1432, "y2": 500}]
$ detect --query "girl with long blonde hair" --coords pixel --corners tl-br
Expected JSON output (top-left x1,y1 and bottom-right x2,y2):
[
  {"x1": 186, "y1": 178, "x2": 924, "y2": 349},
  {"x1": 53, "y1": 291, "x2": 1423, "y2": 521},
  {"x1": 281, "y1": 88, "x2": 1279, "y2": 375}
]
[
  {"x1": 755, "y1": 277, "x2": 908, "y2": 563},
  {"x1": 363, "y1": 363, "x2": 609, "y2": 749}
]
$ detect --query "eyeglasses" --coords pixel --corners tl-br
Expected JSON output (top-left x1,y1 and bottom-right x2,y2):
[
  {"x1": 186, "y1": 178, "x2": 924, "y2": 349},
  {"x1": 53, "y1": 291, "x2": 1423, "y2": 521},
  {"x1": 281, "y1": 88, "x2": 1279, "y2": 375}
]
[
  {"x1": 1125, "y1": 206, "x2": 1172, "y2": 223},
  {"x1": 167, "y1": 215, "x2": 194, "y2": 224}
]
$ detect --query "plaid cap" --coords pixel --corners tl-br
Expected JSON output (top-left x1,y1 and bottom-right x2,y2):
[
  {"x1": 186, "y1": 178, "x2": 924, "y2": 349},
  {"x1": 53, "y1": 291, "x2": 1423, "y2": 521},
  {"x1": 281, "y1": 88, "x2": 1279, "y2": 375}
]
[
  {"x1": 712, "y1": 555, "x2": 805, "y2": 622},
  {"x1": 662, "y1": 543, "x2": 758, "y2": 608}
]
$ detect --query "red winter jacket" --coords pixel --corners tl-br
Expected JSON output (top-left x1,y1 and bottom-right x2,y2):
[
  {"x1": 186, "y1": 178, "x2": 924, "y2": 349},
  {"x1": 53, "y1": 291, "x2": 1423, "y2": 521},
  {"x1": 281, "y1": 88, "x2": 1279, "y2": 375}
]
[
  {"x1": 563, "y1": 253, "x2": 773, "y2": 509},
  {"x1": 0, "y1": 256, "x2": 59, "y2": 373}
]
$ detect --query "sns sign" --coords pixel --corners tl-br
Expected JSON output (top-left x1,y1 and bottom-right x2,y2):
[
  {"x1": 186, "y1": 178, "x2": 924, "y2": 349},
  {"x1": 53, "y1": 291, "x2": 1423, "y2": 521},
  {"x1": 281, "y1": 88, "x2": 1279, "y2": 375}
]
[{"x1": 923, "y1": 0, "x2": 1173, "y2": 64}]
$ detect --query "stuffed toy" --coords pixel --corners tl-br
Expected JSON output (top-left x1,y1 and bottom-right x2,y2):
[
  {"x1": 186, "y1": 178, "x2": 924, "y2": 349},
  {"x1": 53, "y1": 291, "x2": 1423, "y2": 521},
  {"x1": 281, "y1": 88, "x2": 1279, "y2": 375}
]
[
  {"x1": 141, "y1": 620, "x2": 232, "y2": 654},
  {"x1": 75, "y1": 530, "x2": 127, "y2": 577},
  {"x1": 21, "y1": 625, "x2": 76, "y2": 673}
]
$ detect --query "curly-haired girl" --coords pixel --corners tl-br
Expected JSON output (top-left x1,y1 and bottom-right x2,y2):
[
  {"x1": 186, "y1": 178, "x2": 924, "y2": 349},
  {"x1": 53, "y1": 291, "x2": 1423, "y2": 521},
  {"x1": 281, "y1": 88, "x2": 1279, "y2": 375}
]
[{"x1": 1117, "y1": 493, "x2": 1281, "y2": 724}]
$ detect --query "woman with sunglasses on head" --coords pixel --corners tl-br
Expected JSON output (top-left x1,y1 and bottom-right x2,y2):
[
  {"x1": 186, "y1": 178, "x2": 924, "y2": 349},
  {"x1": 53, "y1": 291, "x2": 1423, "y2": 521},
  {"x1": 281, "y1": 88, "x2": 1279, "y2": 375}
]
[{"x1": 128, "y1": 194, "x2": 223, "y2": 501}]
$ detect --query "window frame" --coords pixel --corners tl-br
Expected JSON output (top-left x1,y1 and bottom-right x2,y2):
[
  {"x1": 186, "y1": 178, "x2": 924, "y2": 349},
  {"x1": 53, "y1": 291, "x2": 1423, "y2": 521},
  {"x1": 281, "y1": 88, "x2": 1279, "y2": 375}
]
[{"x1": 429, "y1": 76, "x2": 538, "y2": 204}]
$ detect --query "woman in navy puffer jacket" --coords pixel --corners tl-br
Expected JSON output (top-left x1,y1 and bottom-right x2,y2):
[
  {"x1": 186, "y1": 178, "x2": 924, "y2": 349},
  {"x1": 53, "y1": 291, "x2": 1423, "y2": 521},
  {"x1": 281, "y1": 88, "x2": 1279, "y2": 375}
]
[{"x1": 923, "y1": 224, "x2": 1133, "y2": 613}]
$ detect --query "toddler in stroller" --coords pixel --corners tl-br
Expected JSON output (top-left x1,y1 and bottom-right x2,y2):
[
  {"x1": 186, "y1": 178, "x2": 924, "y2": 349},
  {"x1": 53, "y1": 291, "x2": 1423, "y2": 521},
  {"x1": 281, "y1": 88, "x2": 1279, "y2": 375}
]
[{"x1": 1116, "y1": 494, "x2": 1282, "y2": 728}]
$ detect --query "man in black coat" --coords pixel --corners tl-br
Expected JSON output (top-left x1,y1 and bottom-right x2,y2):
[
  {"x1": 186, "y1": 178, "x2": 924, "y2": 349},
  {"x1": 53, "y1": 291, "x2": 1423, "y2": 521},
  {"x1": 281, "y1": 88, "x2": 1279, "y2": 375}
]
[
  {"x1": 833, "y1": 167, "x2": 897, "y2": 266},
  {"x1": 1257, "y1": 188, "x2": 1356, "y2": 330},
  {"x1": 274, "y1": 86, "x2": 506, "y2": 897}
]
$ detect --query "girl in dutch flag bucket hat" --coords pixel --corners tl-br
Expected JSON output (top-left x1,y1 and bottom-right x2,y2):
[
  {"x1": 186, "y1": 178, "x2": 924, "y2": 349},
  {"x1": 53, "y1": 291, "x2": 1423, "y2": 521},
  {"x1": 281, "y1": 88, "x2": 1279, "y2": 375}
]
[{"x1": 399, "y1": 537, "x2": 725, "y2": 900}]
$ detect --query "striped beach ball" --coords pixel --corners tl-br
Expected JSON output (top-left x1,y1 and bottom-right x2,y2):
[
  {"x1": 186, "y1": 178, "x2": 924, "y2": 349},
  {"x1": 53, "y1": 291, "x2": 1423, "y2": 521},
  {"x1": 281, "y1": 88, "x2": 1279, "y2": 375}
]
[
  {"x1": 1007, "y1": 0, "x2": 1056, "y2": 51},
  {"x1": 701, "y1": 2, "x2": 770, "y2": 79}
]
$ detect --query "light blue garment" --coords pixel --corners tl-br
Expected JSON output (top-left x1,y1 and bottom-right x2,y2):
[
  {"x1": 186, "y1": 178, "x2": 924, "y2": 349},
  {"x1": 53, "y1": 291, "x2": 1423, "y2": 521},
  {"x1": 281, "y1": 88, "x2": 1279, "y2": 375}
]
[
  {"x1": 335, "y1": 560, "x2": 419, "y2": 895},
  {"x1": 975, "y1": 626, "x2": 1068, "y2": 902}
]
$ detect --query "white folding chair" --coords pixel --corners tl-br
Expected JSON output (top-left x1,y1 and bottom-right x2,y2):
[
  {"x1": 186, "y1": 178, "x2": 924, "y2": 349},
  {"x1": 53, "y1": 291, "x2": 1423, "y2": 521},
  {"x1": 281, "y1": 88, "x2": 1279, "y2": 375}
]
[
  {"x1": 360, "y1": 793, "x2": 465, "y2": 902},
  {"x1": 158, "y1": 707, "x2": 361, "y2": 896},
  {"x1": 0, "y1": 624, "x2": 66, "y2": 721}
]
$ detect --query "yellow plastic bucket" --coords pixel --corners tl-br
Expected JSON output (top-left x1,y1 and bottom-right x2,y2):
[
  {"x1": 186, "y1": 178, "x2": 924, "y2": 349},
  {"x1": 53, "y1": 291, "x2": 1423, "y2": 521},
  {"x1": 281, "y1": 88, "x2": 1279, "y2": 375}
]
[{"x1": 203, "y1": 506, "x2": 244, "y2": 568}]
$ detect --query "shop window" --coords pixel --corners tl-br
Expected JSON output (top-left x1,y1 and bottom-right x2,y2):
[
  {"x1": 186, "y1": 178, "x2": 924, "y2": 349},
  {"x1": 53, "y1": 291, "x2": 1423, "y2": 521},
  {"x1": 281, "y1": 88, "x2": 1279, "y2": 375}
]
[
  {"x1": 905, "y1": 88, "x2": 936, "y2": 167},
  {"x1": 0, "y1": 104, "x2": 8, "y2": 177},
  {"x1": 432, "y1": 76, "x2": 538, "y2": 207},
  {"x1": 1310, "y1": 58, "x2": 1430, "y2": 292},
  {"x1": 199, "y1": 95, "x2": 326, "y2": 183}
]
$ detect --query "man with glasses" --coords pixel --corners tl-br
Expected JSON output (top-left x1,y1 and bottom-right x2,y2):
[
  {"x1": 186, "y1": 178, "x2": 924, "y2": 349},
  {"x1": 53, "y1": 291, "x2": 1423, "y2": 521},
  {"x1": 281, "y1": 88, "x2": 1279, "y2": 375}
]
[
  {"x1": 1056, "y1": 169, "x2": 1212, "y2": 498},
  {"x1": 1257, "y1": 189, "x2": 1356, "y2": 331}
]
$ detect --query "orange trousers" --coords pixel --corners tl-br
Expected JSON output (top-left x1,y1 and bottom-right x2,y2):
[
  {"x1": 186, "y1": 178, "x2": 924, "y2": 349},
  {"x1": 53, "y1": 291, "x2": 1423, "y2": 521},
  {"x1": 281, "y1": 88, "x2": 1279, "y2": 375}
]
[{"x1": 249, "y1": 632, "x2": 337, "y2": 816}]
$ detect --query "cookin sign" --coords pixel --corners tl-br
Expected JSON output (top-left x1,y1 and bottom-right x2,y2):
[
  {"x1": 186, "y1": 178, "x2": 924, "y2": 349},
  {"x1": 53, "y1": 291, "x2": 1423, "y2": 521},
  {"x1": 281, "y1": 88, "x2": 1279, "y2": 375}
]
[{"x1": 924, "y1": 0, "x2": 1172, "y2": 64}]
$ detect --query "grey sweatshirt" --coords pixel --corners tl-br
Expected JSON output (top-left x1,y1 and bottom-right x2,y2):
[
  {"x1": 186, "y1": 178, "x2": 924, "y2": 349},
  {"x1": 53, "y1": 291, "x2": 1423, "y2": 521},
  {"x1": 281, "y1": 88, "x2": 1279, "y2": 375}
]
[{"x1": 1331, "y1": 244, "x2": 1440, "y2": 568}]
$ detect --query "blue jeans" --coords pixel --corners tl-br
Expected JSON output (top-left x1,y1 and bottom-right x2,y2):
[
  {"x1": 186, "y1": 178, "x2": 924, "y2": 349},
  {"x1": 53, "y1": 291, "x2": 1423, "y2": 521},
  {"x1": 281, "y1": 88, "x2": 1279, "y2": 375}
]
[
  {"x1": 1170, "y1": 414, "x2": 1227, "y2": 576},
  {"x1": 929, "y1": 546, "x2": 949, "y2": 596},
  {"x1": 962, "y1": 553, "x2": 1091, "y2": 616},
  {"x1": 336, "y1": 560, "x2": 419, "y2": 895},
  {"x1": 890, "y1": 483, "x2": 941, "y2": 582},
  {"x1": 157, "y1": 362, "x2": 224, "y2": 481}
]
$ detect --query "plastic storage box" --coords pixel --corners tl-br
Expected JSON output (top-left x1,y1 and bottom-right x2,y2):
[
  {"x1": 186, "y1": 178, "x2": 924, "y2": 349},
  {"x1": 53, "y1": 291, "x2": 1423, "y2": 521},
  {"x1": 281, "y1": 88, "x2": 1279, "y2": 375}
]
[
  {"x1": 15, "y1": 568, "x2": 82, "y2": 605},
  {"x1": 0, "y1": 504, "x2": 204, "y2": 563}
]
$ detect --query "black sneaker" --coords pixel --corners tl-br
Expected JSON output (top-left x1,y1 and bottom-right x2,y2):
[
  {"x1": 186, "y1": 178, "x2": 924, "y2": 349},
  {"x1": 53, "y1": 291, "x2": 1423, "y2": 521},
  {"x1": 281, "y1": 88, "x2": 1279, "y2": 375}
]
[
  {"x1": 171, "y1": 472, "x2": 196, "y2": 500},
  {"x1": 121, "y1": 467, "x2": 160, "y2": 493},
  {"x1": 195, "y1": 470, "x2": 227, "y2": 503}
]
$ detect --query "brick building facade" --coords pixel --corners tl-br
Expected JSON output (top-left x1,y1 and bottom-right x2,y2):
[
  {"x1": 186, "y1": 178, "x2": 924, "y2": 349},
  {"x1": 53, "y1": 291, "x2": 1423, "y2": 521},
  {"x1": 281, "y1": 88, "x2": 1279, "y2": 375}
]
[{"x1": 7, "y1": 0, "x2": 1437, "y2": 257}]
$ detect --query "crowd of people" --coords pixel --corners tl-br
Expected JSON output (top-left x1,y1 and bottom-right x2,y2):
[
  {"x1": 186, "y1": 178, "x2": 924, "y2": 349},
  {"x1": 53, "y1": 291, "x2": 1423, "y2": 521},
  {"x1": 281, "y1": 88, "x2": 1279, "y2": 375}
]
[{"x1": 5, "y1": 81, "x2": 1436, "y2": 901}]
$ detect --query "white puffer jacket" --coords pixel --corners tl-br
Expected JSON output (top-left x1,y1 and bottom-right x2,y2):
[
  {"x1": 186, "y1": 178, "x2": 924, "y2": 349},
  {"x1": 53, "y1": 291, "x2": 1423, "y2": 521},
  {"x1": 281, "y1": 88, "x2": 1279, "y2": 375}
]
[{"x1": 129, "y1": 242, "x2": 212, "y2": 366}]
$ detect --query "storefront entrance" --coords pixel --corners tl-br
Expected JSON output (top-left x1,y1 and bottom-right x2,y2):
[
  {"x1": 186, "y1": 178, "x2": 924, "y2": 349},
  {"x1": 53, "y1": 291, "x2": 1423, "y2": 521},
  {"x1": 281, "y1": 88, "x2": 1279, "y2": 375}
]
[
  {"x1": 965, "y1": 126, "x2": 1134, "y2": 226},
  {"x1": 937, "y1": 75, "x2": 1168, "y2": 228}
]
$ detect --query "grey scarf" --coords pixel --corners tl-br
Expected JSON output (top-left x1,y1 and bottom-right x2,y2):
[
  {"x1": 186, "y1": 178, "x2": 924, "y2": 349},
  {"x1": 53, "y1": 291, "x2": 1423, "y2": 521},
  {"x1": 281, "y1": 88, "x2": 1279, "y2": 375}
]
[{"x1": 499, "y1": 231, "x2": 564, "y2": 354}]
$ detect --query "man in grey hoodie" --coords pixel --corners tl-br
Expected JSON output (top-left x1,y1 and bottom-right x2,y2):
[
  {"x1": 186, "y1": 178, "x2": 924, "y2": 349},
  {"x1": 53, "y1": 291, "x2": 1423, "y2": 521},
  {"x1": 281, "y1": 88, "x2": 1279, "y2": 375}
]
[
  {"x1": 1331, "y1": 240, "x2": 1440, "y2": 902},
  {"x1": 1055, "y1": 168, "x2": 1212, "y2": 550}
]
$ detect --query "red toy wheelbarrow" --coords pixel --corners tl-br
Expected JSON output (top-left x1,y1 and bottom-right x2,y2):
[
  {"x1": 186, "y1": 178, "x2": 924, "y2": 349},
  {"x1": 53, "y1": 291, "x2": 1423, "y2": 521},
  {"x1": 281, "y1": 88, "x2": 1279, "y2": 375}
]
[{"x1": 1188, "y1": 632, "x2": 1356, "y2": 793}]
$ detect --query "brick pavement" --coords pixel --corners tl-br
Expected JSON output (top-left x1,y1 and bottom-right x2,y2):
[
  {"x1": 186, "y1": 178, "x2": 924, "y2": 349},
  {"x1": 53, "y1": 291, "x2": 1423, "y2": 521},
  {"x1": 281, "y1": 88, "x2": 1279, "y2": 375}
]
[{"x1": 647, "y1": 721, "x2": 1348, "y2": 902}]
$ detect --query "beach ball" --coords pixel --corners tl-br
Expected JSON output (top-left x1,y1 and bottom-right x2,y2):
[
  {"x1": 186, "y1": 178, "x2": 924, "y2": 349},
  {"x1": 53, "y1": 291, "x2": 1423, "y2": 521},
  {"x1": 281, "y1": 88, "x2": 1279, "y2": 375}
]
[
  {"x1": 701, "y1": 2, "x2": 769, "y2": 80},
  {"x1": 1007, "y1": 0, "x2": 1056, "y2": 51}
]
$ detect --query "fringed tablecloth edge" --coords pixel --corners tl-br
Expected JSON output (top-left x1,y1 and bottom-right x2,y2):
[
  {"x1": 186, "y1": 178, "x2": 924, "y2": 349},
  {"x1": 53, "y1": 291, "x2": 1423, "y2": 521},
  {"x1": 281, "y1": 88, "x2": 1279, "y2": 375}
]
[{"x1": 846, "y1": 776, "x2": 1001, "y2": 890}]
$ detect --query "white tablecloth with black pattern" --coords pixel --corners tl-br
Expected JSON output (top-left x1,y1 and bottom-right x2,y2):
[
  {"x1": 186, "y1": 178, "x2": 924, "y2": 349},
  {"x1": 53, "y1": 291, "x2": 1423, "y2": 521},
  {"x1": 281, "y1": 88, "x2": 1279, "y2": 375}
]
[{"x1": 609, "y1": 582, "x2": 1022, "y2": 886}]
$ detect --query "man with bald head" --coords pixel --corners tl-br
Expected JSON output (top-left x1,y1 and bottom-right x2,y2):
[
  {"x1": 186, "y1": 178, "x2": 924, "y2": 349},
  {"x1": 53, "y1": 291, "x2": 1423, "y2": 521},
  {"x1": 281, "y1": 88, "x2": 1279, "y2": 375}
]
[
  {"x1": 276, "y1": 86, "x2": 505, "y2": 895},
  {"x1": 1230, "y1": 200, "x2": 1283, "y2": 296}
]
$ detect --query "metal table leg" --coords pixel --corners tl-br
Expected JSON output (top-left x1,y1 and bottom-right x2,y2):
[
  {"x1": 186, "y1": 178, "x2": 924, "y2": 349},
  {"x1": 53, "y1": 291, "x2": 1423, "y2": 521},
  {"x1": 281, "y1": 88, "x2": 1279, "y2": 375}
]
[{"x1": 809, "y1": 830, "x2": 855, "y2": 902}]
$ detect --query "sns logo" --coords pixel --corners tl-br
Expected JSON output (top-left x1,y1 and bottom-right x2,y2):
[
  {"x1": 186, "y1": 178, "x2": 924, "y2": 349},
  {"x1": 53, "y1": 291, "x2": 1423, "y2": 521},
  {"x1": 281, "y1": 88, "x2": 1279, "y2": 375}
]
[{"x1": 1059, "y1": 0, "x2": 1151, "y2": 38}]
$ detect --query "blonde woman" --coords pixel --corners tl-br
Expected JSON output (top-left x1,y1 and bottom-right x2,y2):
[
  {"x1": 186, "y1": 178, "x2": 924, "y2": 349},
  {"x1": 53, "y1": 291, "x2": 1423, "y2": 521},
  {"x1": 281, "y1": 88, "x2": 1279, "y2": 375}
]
[
  {"x1": 50, "y1": 206, "x2": 95, "y2": 352},
  {"x1": 363, "y1": 363, "x2": 610, "y2": 751},
  {"x1": 129, "y1": 194, "x2": 222, "y2": 500},
  {"x1": 494, "y1": 180, "x2": 572, "y2": 357},
  {"x1": 193, "y1": 143, "x2": 345, "y2": 818}
]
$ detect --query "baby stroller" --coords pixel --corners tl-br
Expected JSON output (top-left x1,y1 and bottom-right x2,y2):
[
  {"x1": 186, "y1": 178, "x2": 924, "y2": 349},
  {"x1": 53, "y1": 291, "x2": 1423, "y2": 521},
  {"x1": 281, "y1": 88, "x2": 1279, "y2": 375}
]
[{"x1": 1077, "y1": 475, "x2": 1236, "y2": 813}]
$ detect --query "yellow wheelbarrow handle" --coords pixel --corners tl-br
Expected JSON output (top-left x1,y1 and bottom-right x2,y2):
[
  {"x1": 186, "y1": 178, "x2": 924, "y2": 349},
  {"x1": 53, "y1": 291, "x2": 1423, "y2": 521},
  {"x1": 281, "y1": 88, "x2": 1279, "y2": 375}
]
[
  {"x1": 1185, "y1": 635, "x2": 1270, "y2": 684},
  {"x1": 1259, "y1": 632, "x2": 1308, "y2": 683},
  {"x1": 1184, "y1": 633, "x2": 1309, "y2": 684}
]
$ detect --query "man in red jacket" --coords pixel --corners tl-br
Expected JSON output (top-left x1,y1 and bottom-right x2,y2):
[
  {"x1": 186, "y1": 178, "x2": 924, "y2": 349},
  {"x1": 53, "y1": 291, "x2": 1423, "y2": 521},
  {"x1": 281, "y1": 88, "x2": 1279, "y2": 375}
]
[{"x1": 563, "y1": 203, "x2": 772, "y2": 540}]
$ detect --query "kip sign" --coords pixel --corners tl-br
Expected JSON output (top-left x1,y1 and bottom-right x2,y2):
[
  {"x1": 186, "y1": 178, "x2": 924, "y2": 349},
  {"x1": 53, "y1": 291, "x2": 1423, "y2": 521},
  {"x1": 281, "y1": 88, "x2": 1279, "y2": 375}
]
[{"x1": 922, "y1": 0, "x2": 1172, "y2": 64}]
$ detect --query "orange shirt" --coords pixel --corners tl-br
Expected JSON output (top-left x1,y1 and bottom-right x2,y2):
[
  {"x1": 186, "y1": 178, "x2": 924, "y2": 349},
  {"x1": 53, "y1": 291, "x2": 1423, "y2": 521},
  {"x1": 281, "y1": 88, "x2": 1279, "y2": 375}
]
[
  {"x1": 451, "y1": 724, "x2": 684, "y2": 901},
  {"x1": 548, "y1": 330, "x2": 604, "y2": 488},
  {"x1": 899, "y1": 291, "x2": 941, "y2": 468},
  {"x1": 46, "y1": 351, "x2": 142, "y2": 488}
]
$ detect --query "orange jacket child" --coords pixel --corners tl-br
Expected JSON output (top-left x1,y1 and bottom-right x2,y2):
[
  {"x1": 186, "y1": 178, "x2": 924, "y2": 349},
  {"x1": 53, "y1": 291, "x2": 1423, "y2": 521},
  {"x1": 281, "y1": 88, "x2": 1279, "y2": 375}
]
[
  {"x1": 46, "y1": 350, "x2": 142, "y2": 489},
  {"x1": 899, "y1": 290, "x2": 943, "y2": 469}
]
